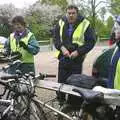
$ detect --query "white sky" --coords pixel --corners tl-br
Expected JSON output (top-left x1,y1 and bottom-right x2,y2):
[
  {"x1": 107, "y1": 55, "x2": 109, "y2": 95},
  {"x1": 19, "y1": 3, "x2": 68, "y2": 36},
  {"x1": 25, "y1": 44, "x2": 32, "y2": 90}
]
[
  {"x1": 0, "y1": 0, "x2": 111, "y2": 20},
  {"x1": 0, "y1": 0, "x2": 38, "y2": 8}
]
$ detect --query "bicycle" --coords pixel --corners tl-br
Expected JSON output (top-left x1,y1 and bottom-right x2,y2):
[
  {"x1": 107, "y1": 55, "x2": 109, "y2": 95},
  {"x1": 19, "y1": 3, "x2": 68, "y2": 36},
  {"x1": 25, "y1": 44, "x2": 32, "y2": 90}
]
[
  {"x1": 65, "y1": 85, "x2": 120, "y2": 120},
  {"x1": 31, "y1": 73, "x2": 120, "y2": 120},
  {"x1": 10, "y1": 72, "x2": 80, "y2": 120},
  {"x1": 2, "y1": 65, "x2": 118, "y2": 120},
  {"x1": 32, "y1": 75, "x2": 86, "y2": 120},
  {"x1": 0, "y1": 52, "x2": 82, "y2": 120},
  {"x1": 0, "y1": 72, "x2": 57, "y2": 120},
  {"x1": 2, "y1": 71, "x2": 111, "y2": 120}
]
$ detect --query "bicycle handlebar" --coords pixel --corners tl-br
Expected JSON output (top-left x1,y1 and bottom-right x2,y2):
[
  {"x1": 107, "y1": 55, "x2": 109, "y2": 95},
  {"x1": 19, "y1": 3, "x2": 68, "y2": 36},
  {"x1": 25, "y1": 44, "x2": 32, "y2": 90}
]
[
  {"x1": 0, "y1": 72, "x2": 56, "y2": 81},
  {"x1": 35, "y1": 73, "x2": 56, "y2": 80},
  {"x1": 0, "y1": 52, "x2": 22, "y2": 62},
  {"x1": 0, "y1": 75, "x2": 19, "y2": 80},
  {"x1": 0, "y1": 72, "x2": 56, "y2": 97},
  {"x1": 40, "y1": 73, "x2": 56, "y2": 78}
]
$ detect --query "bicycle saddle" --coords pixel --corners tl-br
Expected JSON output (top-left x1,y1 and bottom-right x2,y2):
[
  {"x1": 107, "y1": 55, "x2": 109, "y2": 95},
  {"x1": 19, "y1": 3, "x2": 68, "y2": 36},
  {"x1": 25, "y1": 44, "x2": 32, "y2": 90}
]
[
  {"x1": 93, "y1": 86, "x2": 120, "y2": 96},
  {"x1": 72, "y1": 88, "x2": 104, "y2": 102}
]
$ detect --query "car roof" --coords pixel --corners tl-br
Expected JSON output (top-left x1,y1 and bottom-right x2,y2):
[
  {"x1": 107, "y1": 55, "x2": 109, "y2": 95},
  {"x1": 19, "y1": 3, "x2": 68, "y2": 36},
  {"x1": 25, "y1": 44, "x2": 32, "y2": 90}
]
[{"x1": 0, "y1": 36, "x2": 8, "y2": 44}]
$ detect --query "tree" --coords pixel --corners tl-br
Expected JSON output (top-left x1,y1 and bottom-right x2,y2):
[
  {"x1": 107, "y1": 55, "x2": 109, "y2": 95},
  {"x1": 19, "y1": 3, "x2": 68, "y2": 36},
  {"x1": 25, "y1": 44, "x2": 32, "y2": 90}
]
[
  {"x1": 106, "y1": 16, "x2": 114, "y2": 34},
  {"x1": 40, "y1": 0, "x2": 68, "y2": 9},
  {"x1": 0, "y1": 3, "x2": 26, "y2": 37},
  {"x1": 0, "y1": 16, "x2": 12, "y2": 37},
  {"x1": 99, "y1": 7, "x2": 107, "y2": 22},
  {"x1": 108, "y1": 0, "x2": 120, "y2": 15},
  {"x1": 25, "y1": 3, "x2": 62, "y2": 41},
  {"x1": 70, "y1": 0, "x2": 109, "y2": 30}
]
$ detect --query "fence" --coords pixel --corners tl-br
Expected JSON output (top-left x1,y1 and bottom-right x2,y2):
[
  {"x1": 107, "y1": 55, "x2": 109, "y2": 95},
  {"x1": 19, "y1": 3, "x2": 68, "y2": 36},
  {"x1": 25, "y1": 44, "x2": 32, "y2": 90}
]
[
  {"x1": 38, "y1": 38, "x2": 54, "y2": 52},
  {"x1": 38, "y1": 37, "x2": 110, "y2": 52}
]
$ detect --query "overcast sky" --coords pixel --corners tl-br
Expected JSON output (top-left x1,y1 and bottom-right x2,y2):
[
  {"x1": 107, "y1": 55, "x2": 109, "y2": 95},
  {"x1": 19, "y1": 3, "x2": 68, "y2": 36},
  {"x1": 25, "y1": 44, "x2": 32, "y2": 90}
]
[{"x1": 0, "y1": 0, "x2": 38, "y2": 8}]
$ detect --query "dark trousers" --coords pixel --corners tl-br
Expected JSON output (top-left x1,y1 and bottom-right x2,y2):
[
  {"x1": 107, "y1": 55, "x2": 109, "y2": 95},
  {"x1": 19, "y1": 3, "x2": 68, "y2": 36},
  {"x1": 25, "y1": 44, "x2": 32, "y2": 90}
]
[
  {"x1": 7, "y1": 63, "x2": 35, "y2": 75},
  {"x1": 57, "y1": 59, "x2": 83, "y2": 101}
]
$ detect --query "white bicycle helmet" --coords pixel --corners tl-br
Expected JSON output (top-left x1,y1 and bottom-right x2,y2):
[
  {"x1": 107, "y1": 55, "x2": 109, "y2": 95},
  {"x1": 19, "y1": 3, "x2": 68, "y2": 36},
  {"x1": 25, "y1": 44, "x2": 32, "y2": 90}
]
[{"x1": 116, "y1": 15, "x2": 120, "y2": 25}]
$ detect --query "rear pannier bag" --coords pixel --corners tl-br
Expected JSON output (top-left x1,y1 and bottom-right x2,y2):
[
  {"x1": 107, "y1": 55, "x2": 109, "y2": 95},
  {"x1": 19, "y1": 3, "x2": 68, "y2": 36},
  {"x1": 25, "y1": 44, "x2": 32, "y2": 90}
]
[{"x1": 65, "y1": 74, "x2": 103, "y2": 105}]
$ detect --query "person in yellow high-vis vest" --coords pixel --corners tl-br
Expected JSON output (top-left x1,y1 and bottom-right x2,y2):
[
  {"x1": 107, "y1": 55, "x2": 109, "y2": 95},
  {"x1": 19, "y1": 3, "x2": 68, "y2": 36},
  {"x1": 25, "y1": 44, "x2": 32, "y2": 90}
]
[
  {"x1": 108, "y1": 28, "x2": 120, "y2": 89},
  {"x1": 5, "y1": 16, "x2": 40, "y2": 75},
  {"x1": 53, "y1": 5, "x2": 96, "y2": 102}
]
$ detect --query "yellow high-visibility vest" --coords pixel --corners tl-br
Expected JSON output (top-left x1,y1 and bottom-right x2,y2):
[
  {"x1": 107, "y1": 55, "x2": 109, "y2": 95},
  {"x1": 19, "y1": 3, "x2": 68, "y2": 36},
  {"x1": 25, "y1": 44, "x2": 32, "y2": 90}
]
[
  {"x1": 10, "y1": 32, "x2": 34, "y2": 63},
  {"x1": 114, "y1": 59, "x2": 120, "y2": 89},
  {"x1": 55, "y1": 18, "x2": 90, "y2": 58},
  {"x1": 113, "y1": 46, "x2": 120, "y2": 89}
]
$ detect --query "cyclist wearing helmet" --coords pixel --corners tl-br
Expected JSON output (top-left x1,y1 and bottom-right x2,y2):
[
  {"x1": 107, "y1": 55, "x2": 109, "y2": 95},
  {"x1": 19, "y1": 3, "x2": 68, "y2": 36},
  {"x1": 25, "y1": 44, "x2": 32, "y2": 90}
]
[
  {"x1": 109, "y1": 15, "x2": 120, "y2": 45},
  {"x1": 107, "y1": 23, "x2": 120, "y2": 89}
]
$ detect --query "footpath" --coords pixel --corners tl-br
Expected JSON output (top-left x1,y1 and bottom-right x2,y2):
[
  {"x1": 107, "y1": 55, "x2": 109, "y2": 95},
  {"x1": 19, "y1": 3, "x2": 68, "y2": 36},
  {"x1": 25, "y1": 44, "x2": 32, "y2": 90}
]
[{"x1": 34, "y1": 44, "x2": 109, "y2": 80}]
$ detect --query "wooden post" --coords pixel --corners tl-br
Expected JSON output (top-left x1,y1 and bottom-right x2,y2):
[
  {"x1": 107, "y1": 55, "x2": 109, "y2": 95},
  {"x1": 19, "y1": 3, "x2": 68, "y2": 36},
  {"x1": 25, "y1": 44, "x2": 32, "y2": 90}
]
[{"x1": 49, "y1": 38, "x2": 53, "y2": 51}]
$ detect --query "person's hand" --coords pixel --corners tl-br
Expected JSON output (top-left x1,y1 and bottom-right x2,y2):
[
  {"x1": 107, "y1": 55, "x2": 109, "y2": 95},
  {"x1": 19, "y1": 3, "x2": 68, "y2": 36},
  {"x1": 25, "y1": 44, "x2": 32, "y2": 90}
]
[
  {"x1": 11, "y1": 51, "x2": 22, "y2": 60},
  {"x1": 61, "y1": 46, "x2": 70, "y2": 57},
  {"x1": 19, "y1": 41, "x2": 28, "y2": 50},
  {"x1": 70, "y1": 50, "x2": 79, "y2": 59}
]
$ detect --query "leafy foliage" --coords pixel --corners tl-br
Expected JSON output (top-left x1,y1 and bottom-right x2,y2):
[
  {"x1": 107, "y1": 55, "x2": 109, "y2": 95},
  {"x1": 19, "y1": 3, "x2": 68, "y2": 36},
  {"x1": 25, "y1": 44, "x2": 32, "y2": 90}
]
[
  {"x1": 0, "y1": 0, "x2": 116, "y2": 42},
  {"x1": 40, "y1": 0, "x2": 68, "y2": 9},
  {"x1": 25, "y1": 3, "x2": 62, "y2": 41},
  {"x1": 109, "y1": 0, "x2": 120, "y2": 15}
]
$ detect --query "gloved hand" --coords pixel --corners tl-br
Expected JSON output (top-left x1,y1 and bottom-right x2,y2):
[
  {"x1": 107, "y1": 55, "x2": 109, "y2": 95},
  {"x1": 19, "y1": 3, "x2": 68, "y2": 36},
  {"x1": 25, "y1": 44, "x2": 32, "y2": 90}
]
[
  {"x1": 19, "y1": 41, "x2": 28, "y2": 50},
  {"x1": 11, "y1": 51, "x2": 22, "y2": 60},
  {"x1": 69, "y1": 50, "x2": 79, "y2": 59},
  {"x1": 60, "y1": 46, "x2": 70, "y2": 57}
]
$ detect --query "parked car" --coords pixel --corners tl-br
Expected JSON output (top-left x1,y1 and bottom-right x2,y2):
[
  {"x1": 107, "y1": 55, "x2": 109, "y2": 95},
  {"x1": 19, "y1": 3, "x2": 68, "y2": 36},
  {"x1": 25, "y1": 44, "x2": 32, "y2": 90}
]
[
  {"x1": 0, "y1": 36, "x2": 8, "y2": 62},
  {"x1": 0, "y1": 36, "x2": 8, "y2": 52},
  {"x1": 92, "y1": 46, "x2": 115, "y2": 79}
]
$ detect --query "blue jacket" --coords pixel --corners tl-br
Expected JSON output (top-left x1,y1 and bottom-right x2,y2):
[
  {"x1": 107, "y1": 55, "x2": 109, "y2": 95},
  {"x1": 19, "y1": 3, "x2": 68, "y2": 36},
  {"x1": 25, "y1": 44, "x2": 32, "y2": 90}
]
[{"x1": 107, "y1": 47, "x2": 120, "y2": 88}]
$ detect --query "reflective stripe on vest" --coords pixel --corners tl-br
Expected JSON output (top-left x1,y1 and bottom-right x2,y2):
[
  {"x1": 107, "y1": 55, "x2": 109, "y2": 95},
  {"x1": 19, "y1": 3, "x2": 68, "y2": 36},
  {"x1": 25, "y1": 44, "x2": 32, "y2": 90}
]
[
  {"x1": 111, "y1": 46, "x2": 118, "y2": 63},
  {"x1": 111, "y1": 46, "x2": 120, "y2": 89},
  {"x1": 59, "y1": 19, "x2": 90, "y2": 46},
  {"x1": 110, "y1": 46, "x2": 118, "y2": 89},
  {"x1": 59, "y1": 19, "x2": 65, "y2": 41},
  {"x1": 10, "y1": 32, "x2": 34, "y2": 63},
  {"x1": 114, "y1": 59, "x2": 120, "y2": 89}
]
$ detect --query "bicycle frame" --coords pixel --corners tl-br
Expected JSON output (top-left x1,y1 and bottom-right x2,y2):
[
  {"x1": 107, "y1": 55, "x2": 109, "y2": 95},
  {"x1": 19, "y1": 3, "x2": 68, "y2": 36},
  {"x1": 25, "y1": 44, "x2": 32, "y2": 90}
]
[
  {"x1": 34, "y1": 80, "x2": 82, "y2": 120},
  {"x1": 0, "y1": 98, "x2": 14, "y2": 118},
  {"x1": 34, "y1": 79, "x2": 120, "y2": 120},
  {"x1": 0, "y1": 74, "x2": 34, "y2": 119}
]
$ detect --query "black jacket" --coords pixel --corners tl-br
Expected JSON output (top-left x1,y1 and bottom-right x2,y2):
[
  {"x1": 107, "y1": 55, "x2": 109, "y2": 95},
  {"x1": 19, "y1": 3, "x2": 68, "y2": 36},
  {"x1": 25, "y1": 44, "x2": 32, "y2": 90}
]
[{"x1": 54, "y1": 15, "x2": 96, "y2": 60}]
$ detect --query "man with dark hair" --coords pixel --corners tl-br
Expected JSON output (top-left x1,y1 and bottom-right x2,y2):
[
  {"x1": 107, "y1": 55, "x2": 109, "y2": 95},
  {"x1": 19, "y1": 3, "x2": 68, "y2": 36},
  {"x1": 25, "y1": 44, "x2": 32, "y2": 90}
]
[
  {"x1": 5, "y1": 16, "x2": 40, "y2": 75},
  {"x1": 54, "y1": 5, "x2": 96, "y2": 102}
]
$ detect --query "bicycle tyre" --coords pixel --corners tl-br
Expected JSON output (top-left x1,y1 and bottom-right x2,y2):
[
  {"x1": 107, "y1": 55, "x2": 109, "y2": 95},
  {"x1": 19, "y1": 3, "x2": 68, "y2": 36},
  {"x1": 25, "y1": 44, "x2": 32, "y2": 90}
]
[
  {"x1": 6, "y1": 93, "x2": 47, "y2": 120},
  {"x1": 20, "y1": 99, "x2": 47, "y2": 120},
  {"x1": 58, "y1": 105, "x2": 80, "y2": 120},
  {"x1": 57, "y1": 104, "x2": 100, "y2": 120}
]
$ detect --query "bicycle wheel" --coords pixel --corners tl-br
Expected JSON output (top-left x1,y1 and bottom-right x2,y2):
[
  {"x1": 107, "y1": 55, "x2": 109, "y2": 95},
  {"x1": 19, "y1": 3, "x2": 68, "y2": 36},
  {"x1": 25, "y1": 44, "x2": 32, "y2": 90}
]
[
  {"x1": 57, "y1": 104, "x2": 100, "y2": 120},
  {"x1": 58, "y1": 105, "x2": 80, "y2": 120},
  {"x1": 20, "y1": 99, "x2": 47, "y2": 120},
  {"x1": 7, "y1": 93, "x2": 47, "y2": 120}
]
